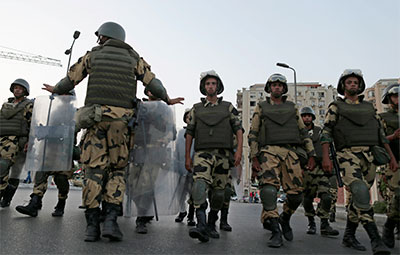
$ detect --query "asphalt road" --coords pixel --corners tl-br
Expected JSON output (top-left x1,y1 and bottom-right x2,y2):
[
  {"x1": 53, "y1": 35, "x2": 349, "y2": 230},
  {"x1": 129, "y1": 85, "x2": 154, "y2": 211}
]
[{"x1": 1, "y1": 187, "x2": 399, "y2": 255}]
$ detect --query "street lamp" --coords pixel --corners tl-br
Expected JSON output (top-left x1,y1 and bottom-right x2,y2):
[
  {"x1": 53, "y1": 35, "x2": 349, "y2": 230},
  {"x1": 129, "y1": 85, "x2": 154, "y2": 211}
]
[{"x1": 276, "y1": 62, "x2": 297, "y2": 104}]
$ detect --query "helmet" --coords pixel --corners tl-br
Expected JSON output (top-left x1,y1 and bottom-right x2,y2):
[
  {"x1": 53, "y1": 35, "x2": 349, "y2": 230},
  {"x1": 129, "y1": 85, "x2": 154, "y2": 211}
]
[
  {"x1": 265, "y1": 73, "x2": 288, "y2": 94},
  {"x1": 337, "y1": 69, "x2": 365, "y2": 96},
  {"x1": 300, "y1": 106, "x2": 316, "y2": 120},
  {"x1": 95, "y1": 22, "x2": 126, "y2": 42},
  {"x1": 382, "y1": 83, "x2": 399, "y2": 104},
  {"x1": 199, "y1": 70, "x2": 224, "y2": 96},
  {"x1": 10, "y1": 78, "x2": 30, "y2": 96},
  {"x1": 183, "y1": 108, "x2": 191, "y2": 123}
]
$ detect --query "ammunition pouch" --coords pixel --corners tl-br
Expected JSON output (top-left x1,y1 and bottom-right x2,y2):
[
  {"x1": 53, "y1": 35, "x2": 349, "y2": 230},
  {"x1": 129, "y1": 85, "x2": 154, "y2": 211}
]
[
  {"x1": 75, "y1": 104, "x2": 102, "y2": 130},
  {"x1": 371, "y1": 146, "x2": 390, "y2": 166}
]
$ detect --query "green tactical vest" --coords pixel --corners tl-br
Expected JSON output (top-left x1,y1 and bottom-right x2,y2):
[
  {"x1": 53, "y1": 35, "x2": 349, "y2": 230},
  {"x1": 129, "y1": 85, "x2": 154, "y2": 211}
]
[
  {"x1": 379, "y1": 110, "x2": 399, "y2": 161},
  {"x1": 85, "y1": 39, "x2": 139, "y2": 108},
  {"x1": 0, "y1": 98, "x2": 32, "y2": 137},
  {"x1": 194, "y1": 101, "x2": 233, "y2": 150},
  {"x1": 258, "y1": 100, "x2": 301, "y2": 146},
  {"x1": 332, "y1": 100, "x2": 379, "y2": 150},
  {"x1": 310, "y1": 125, "x2": 323, "y2": 162}
]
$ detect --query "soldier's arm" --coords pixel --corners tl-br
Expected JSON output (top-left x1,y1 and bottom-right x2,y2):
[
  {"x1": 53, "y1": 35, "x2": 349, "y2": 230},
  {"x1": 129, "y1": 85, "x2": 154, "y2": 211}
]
[
  {"x1": 24, "y1": 101, "x2": 34, "y2": 127},
  {"x1": 248, "y1": 105, "x2": 261, "y2": 160},
  {"x1": 376, "y1": 114, "x2": 390, "y2": 144},
  {"x1": 321, "y1": 104, "x2": 338, "y2": 172},
  {"x1": 229, "y1": 104, "x2": 243, "y2": 165},
  {"x1": 52, "y1": 52, "x2": 91, "y2": 95}
]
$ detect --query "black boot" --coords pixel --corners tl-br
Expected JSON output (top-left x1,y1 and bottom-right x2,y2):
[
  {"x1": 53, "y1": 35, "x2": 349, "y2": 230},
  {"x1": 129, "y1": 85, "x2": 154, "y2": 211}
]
[
  {"x1": 102, "y1": 203, "x2": 123, "y2": 241},
  {"x1": 342, "y1": 219, "x2": 366, "y2": 251},
  {"x1": 175, "y1": 211, "x2": 187, "y2": 222},
  {"x1": 321, "y1": 218, "x2": 339, "y2": 236},
  {"x1": 363, "y1": 222, "x2": 391, "y2": 255},
  {"x1": 207, "y1": 210, "x2": 220, "y2": 238},
  {"x1": 136, "y1": 217, "x2": 148, "y2": 234},
  {"x1": 189, "y1": 207, "x2": 209, "y2": 242},
  {"x1": 268, "y1": 218, "x2": 283, "y2": 248},
  {"x1": 15, "y1": 194, "x2": 42, "y2": 217},
  {"x1": 187, "y1": 204, "x2": 196, "y2": 226},
  {"x1": 52, "y1": 199, "x2": 66, "y2": 217},
  {"x1": 382, "y1": 218, "x2": 397, "y2": 248},
  {"x1": 0, "y1": 183, "x2": 18, "y2": 207},
  {"x1": 220, "y1": 208, "x2": 232, "y2": 232},
  {"x1": 84, "y1": 208, "x2": 101, "y2": 242},
  {"x1": 329, "y1": 212, "x2": 336, "y2": 222},
  {"x1": 306, "y1": 216, "x2": 316, "y2": 235},
  {"x1": 279, "y1": 212, "x2": 293, "y2": 241}
]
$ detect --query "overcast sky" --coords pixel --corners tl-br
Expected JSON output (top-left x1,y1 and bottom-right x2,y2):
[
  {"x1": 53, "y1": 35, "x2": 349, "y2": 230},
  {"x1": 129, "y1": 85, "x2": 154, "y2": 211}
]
[{"x1": 1, "y1": 0, "x2": 399, "y2": 128}]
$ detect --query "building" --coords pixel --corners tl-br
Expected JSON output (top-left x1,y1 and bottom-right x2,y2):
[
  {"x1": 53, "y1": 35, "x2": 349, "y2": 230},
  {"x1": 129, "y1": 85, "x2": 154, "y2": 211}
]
[{"x1": 236, "y1": 82, "x2": 338, "y2": 197}]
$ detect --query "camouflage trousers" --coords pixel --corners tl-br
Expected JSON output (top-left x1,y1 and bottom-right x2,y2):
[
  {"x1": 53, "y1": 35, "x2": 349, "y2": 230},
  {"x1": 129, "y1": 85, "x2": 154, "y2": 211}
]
[
  {"x1": 0, "y1": 136, "x2": 22, "y2": 190},
  {"x1": 329, "y1": 175, "x2": 338, "y2": 214},
  {"x1": 337, "y1": 148, "x2": 376, "y2": 225},
  {"x1": 380, "y1": 162, "x2": 400, "y2": 220},
  {"x1": 303, "y1": 165, "x2": 331, "y2": 219},
  {"x1": 81, "y1": 120, "x2": 129, "y2": 209},
  {"x1": 32, "y1": 170, "x2": 73, "y2": 200},
  {"x1": 192, "y1": 149, "x2": 233, "y2": 209},
  {"x1": 258, "y1": 146, "x2": 303, "y2": 221}
]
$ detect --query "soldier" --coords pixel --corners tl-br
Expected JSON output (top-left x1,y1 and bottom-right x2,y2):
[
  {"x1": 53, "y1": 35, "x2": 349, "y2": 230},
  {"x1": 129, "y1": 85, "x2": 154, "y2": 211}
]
[
  {"x1": 185, "y1": 70, "x2": 243, "y2": 242},
  {"x1": 300, "y1": 106, "x2": 339, "y2": 236},
  {"x1": 174, "y1": 109, "x2": 196, "y2": 226},
  {"x1": 379, "y1": 83, "x2": 399, "y2": 249},
  {"x1": 248, "y1": 73, "x2": 316, "y2": 248},
  {"x1": 0, "y1": 79, "x2": 33, "y2": 208},
  {"x1": 321, "y1": 69, "x2": 397, "y2": 254},
  {"x1": 42, "y1": 22, "x2": 183, "y2": 242}
]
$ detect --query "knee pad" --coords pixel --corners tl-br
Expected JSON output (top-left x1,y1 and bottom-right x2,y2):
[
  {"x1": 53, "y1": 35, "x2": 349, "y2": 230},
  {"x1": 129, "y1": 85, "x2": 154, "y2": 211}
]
[
  {"x1": 210, "y1": 189, "x2": 225, "y2": 210},
  {"x1": 260, "y1": 185, "x2": 277, "y2": 211},
  {"x1": 34, "y1": 171, "x2": 49, "y2": 185},
  {"x1": 319, "y1": 192, "x2": 332, "y2": 212},
  {"x1": 8, "y1": 178, "x2": 20, "y2": 188},
  {"x1": 192, "y1": 179, "x2": 207, "y2": 206},
  {"x1": 85, "y1": 168, "x2": 103, "y2": 184},
  {"x1": 349, "y1": 180, "x2": 370, "y2": 210},
  {"x1": 302, "y1": 196, "x2": 315, "y2": 213},
  {"x1": 286, "y1": 193, "x2": 303, "y2": 210},
  {"x1": 0, "y1": 159, "x2": 11, "y2": 177}
]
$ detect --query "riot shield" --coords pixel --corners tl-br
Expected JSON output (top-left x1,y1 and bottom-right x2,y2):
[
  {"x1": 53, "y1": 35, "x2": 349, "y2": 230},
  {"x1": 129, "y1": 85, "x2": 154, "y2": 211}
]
[
  {"x1": 124, "y1": 101, "x2": 180, "y2": 218},
  {"x1": 25, "y1": 95, "x2": 76, "y2": 172},
  {"x1": 9, "y1": 151, "x2": 26, "y2": 179}
]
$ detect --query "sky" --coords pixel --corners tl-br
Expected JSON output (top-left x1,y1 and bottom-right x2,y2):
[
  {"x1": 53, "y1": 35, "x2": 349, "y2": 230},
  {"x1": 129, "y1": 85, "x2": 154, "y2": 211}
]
[{"x1": 1, "y1": 0, "x2": 399, "y2": 128}]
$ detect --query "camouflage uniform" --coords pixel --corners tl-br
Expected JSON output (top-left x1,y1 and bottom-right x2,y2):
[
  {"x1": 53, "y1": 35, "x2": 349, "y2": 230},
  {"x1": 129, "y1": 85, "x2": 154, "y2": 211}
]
[
  {"x1": 328, "y1": 175, "x2": 338, "y2": 221},
  {"x1": 321, "y1": 97, "x2": 389, "y2": 225},
  {"x1": 48, "y1": 25, "x2": 172, "y2": 241},
  {"x1": 31, "y1": 170, "x2": 73, "y2": 200},
  {"x1": 0, "y1": 98, "x2": 33, "y2": 191},
  {"x1": 186, "y1": 96, "x2": 242, "y2": 241},
  {"x1": 248, "y1": 98, "x2": 315, "y2": 221}
]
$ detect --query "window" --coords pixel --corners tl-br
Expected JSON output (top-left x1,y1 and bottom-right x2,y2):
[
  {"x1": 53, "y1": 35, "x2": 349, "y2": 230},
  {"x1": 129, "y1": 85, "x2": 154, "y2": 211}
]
[
  {"x1": 368, "y1": 90, "x2": 375, "y2": 98},
  {"x1": 250, "y1": 101, "x2": 256, "y2": 107},
  {"x1": 319, "y1": 109, "x2": 325, "y2": 115},
  {"x1": 318, "y1": 92, "x2": 325, "y2": 98}
]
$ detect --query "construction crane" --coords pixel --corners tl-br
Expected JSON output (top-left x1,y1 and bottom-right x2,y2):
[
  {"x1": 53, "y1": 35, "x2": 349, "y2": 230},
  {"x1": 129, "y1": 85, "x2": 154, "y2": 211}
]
[{"x1": 0, "y1": 45, "x2": 62, "y2": 67}]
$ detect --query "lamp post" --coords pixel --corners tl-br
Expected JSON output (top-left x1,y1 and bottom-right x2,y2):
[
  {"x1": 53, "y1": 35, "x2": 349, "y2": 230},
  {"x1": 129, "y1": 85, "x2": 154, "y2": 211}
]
[{"x1": 276, "y1": 62, "x2": 297, "y2": 104}]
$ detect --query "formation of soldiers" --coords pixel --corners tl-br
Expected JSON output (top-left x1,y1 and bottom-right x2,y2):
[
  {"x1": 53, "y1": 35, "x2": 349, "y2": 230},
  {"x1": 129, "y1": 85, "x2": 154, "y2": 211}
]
[{"x1": 0, "y1": 21, "x2": 399, "y2": 255}]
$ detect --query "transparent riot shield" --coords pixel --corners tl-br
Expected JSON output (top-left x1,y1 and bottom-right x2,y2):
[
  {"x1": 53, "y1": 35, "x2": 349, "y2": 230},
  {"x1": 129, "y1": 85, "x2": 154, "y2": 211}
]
[
  {"x1": 9, "y1": 151, "x2": 26, "y2": 179},
  {"x1": 124, "y1": 101, "x2": 180, "y2": 219},
  {"x1": 25, "y1": 95, "x2": 76, "y2": 172}
]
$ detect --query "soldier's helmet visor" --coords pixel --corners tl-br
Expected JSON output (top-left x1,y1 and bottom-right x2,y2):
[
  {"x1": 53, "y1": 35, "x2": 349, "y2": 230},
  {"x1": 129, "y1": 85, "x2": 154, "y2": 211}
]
[
  {"x1": 342, "y1": 69, "x2": 363, "y2": 77},
  {"x1": 388, "y1": 86, "x2": 399, "y2": 95},
  {"x1": 268, "y1": 75, "x2": 287, "y2": 84}
]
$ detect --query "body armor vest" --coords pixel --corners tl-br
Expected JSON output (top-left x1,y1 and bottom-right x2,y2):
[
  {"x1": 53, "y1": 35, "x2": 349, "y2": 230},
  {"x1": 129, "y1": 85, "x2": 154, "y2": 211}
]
[
  {"x1": 332, "y1": 100, "x2": 379, "y2": 150},
  {"x1": 258, "y1": 100, "x2": 301, "y2": 146},
  {"x1": 310, "y1": 125, "x2": 323, "y2": 162},
  {"x1": 85, "y1": 39, "x2": 139, "y2": 108},
  {"x1": 194, "y1": 101, "x2": 233, "y2": 150},
  {"x1": 0, "y1": 98, "x2": 32, "y2": 137},
  {"x1": 379, "y1": 110, "x2": 399, "y2": 161}
]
